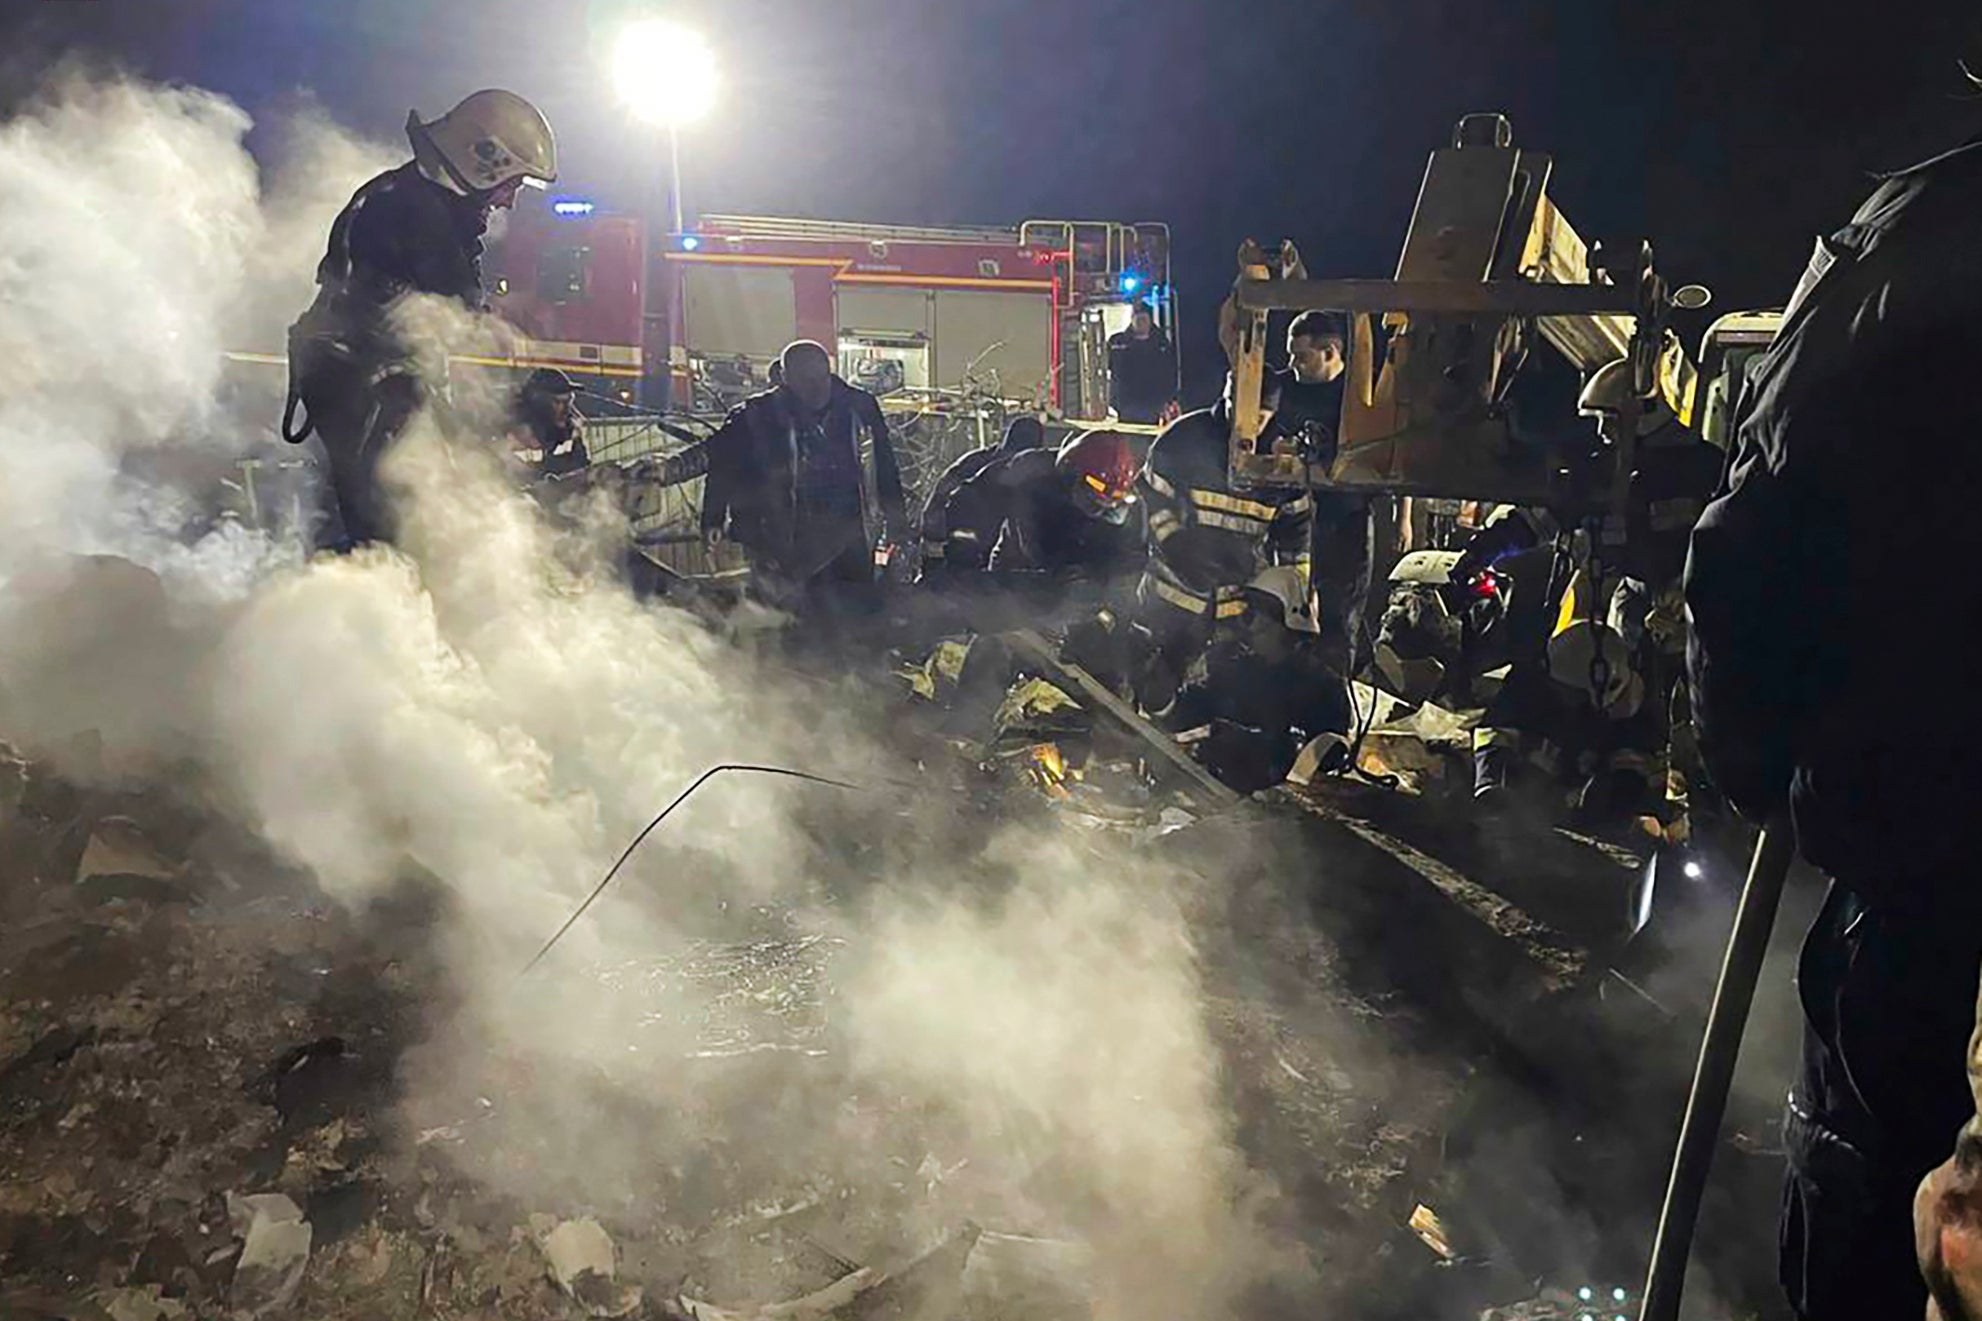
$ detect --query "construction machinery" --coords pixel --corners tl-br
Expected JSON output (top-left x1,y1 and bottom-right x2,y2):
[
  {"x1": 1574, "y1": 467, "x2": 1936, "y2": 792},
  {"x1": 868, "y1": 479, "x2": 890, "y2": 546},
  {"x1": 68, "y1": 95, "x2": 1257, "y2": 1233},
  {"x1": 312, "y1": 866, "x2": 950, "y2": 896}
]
[
  {"x1": 1694, "y1": 307, "x2": 1783, "y2": 449},
  {"x1": 1225, "y1": 112, "x2": 1715, "y2": 512}
]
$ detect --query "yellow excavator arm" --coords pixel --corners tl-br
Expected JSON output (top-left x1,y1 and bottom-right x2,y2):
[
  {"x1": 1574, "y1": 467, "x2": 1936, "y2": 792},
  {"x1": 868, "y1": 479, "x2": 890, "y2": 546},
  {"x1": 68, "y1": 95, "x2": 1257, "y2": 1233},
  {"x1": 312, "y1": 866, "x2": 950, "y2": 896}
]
[{"x1": 1229, "y1": 113, "x2": 1708, "y2": 516}]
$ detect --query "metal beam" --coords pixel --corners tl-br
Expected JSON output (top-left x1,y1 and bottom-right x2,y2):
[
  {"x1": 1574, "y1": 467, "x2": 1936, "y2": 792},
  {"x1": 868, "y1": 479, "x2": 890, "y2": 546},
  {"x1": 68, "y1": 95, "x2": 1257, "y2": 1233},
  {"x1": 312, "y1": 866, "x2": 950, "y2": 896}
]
[
  {"x1": 1006, "y1": 629, "x2": 1242, "y2": 809},
  {"x1": 1234, "y1": 278, "x2": 1641, "y2": 318}
]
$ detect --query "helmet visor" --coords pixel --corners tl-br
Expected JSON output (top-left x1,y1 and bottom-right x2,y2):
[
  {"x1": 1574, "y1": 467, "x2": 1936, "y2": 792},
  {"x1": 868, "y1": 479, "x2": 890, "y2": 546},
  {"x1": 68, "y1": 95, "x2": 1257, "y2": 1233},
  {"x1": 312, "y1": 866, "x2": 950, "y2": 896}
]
[{"x1": 1076, "y1": 471, "x2": 1137, "y2": 523}]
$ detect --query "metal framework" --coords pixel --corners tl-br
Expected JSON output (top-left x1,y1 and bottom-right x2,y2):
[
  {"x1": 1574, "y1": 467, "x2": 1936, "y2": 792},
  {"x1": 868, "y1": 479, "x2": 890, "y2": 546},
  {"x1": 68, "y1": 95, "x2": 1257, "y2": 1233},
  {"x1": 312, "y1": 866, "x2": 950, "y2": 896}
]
[{"x1": 1228, "y1": 113, "x2": 1694, "y2": 516}]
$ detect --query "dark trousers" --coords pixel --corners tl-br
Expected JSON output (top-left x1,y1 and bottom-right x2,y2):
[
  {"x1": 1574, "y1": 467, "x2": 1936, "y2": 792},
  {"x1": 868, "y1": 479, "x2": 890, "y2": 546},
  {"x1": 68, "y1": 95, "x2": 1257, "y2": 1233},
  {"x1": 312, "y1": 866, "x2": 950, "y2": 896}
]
[
  {"x1": 1781, "y1": 883, "x2": 1982, "y2": 1321},
  {"x1": 309, "y1": 371, "x2": 424, "y2": 551},
  {"x1": 1311, "y1": 492, "x2": 1375, "y2": 676}
]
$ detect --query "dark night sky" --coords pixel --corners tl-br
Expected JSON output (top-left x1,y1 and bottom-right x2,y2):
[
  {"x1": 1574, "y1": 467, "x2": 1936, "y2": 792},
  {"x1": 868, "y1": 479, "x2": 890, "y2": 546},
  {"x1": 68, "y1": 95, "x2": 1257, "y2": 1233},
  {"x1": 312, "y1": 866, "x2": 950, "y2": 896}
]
[{"x1": 6, "y1": 0, "x2": 1982, "y2": 397}]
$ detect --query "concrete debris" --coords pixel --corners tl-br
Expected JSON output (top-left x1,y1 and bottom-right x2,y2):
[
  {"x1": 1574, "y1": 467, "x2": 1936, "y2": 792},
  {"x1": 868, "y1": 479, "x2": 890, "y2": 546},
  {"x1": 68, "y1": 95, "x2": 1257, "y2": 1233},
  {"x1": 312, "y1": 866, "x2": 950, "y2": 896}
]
[
  {"x1": 671, "y1": 1267, "x2": 878, "y2": 1321},
  {"x1": 74, "y1": 816, "x2": 180, "y2": 886},
  {"x1": 542, "y1": 1215, "x2": 643, "y2": 1317},
  {"x1": 672, "y1": 1223, "x2": 980, "y2": 1321},
  {"x1": 226, "y1": 1191, "x2": 312, "y2": 1317},
  {"x1": 94, "y1": 1284, "x2": 190, "y2": 1321},
  {"x1": 960, "y1": 1232, "x2": 1094, "y2": 1321}
]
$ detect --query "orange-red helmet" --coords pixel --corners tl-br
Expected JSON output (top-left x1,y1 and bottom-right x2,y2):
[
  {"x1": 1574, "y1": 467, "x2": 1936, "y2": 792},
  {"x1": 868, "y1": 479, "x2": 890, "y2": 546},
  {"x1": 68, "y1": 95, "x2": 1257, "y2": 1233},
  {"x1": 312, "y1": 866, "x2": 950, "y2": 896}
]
[{"x1": 1055, "y1": 429, "x2": 1142, "y2": 523}]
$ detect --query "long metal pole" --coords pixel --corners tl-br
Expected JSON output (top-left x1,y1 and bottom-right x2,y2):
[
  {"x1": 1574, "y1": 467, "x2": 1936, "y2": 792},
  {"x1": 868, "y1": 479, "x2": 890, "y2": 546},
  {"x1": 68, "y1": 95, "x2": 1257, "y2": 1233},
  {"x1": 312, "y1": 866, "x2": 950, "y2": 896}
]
[
  {"x1": 667, "y1": 122, "x2": 685, "y2": 235},
  {"x1": 1639, "y1": 823, "x2": 1797, "y2": 1321}
]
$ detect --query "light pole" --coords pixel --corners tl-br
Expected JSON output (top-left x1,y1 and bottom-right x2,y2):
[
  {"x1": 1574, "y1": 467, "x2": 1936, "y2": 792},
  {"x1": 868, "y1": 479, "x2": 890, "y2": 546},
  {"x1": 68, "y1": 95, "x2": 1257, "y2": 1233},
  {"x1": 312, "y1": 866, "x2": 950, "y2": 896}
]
[{"x1": 611, "y1": 18, "x2": 718, "y2": 235}]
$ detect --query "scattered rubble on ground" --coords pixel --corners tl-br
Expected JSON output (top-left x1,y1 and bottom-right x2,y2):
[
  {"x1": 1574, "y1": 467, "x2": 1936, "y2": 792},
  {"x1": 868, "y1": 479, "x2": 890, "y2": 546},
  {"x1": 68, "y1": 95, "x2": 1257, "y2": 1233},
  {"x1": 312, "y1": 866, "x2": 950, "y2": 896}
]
[
  {"x1": 227, "y1": 1191, "x2": 312, "y2": 1316},
  {"x1": 0, "y1": 693, "x2": 1776, "y2": 1319}
]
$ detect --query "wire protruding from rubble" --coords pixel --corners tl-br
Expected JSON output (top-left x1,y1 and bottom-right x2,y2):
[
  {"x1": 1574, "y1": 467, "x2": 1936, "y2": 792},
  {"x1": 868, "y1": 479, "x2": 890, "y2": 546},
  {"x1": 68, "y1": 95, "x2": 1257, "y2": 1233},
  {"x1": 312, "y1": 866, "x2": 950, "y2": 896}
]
[{"x1": 521, "y1": 764, "x2": 865, "y2": 975}]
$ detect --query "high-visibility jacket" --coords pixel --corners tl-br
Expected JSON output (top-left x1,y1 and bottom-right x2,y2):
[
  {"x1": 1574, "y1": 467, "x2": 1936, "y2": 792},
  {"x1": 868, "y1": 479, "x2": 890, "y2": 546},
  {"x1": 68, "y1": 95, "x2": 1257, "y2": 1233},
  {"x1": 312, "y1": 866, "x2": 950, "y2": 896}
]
[{"x1": 1139, "y1": 405, "x2": 1311, "y2": 623}]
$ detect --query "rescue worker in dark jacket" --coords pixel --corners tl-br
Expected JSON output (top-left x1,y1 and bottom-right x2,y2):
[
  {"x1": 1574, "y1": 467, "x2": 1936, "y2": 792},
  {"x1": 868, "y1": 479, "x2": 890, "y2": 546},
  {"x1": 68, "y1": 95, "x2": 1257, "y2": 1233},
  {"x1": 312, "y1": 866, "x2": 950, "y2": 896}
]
[
  {"x1": 1683, "y1": 133, "x2": 1982, "y2": 1321},
  {"x1": 1138, "y1": 372, "x2": 1320, "y2": 707},
  {"x1": 284, "y1": 90, "x2": 557, "y2": 549},
  {"x1": 917, "y1": 416, "x2": 1045, "y2": 577},
  {"x1": 505, "y1": 368, "x2": 589, "y2": 480},
  {"x1": 974, "y1": 429, "x2": 1144, "y2": 586},
  {"x1": 656, "y1": 340, "x2": 907, "y2": 612},
  {"x1": 1106, "y1": 302, "x2": 1178, "y2": 424},
  {"x1": 940, "y1": 429, "x2": 1148, "y2": 676}
]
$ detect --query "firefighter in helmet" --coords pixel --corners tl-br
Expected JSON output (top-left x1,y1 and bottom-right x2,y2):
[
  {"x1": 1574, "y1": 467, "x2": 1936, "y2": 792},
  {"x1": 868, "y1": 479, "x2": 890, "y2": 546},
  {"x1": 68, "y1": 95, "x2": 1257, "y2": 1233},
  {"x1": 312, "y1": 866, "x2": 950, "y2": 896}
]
[
  {"x1": 979, "y1": 429, "x2": 1144, "y2": 579},
  {"x1": 932, "y1": 428, "x2": 1144, "y2": 615},
  {"x1": 1165, "y1": 565, "x2": 1355, "y2": 791},
  {"x1": 1136, "y1": 368, "x2": 1321, "y2": 714},
  {"x1": 918, "y1": 429, "x2": 1149, "y2": 696},
  {"x1": 283, "y1": 89, "x2": 557, "y2": 548}
]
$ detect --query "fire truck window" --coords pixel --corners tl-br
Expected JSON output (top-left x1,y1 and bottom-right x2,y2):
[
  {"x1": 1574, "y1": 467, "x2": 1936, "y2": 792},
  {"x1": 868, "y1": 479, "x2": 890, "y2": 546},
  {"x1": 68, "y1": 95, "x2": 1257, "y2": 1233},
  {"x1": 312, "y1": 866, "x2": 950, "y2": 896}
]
[{"x1": 535, "y1": 246, "x2": 590, "y2": 305}]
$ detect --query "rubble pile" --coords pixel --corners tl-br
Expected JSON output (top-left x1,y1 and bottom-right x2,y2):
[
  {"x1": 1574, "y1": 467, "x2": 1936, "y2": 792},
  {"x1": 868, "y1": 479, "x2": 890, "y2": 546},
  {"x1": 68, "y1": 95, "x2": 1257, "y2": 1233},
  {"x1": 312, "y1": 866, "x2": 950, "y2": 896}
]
[{"x1": 0, "y1": 723, "x2": 1479, "y2": 1318}]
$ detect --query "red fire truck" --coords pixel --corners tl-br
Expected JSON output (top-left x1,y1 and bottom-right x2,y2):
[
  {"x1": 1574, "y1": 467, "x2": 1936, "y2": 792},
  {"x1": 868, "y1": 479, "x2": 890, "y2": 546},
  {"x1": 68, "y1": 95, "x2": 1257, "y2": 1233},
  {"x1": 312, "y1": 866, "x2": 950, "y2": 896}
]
[{"x1": 488, "y1": 196, "x2": 1177, "y2": 423}]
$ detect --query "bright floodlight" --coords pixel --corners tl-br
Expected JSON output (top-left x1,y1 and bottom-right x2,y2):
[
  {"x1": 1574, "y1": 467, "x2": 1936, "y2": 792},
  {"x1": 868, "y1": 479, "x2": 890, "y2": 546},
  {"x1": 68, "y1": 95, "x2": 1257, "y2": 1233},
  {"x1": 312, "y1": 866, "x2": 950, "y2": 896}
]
[{"x1": 613, "y1": 19, "x2": 717, "y2": 125}]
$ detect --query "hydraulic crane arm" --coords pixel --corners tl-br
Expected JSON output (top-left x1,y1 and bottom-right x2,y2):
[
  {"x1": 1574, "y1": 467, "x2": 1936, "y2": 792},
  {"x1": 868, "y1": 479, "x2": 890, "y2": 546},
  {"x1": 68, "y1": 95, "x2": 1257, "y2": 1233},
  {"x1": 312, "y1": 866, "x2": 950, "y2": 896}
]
[{"x1": 1228, "y1": 113, "x2": 1704, "y2": 516}]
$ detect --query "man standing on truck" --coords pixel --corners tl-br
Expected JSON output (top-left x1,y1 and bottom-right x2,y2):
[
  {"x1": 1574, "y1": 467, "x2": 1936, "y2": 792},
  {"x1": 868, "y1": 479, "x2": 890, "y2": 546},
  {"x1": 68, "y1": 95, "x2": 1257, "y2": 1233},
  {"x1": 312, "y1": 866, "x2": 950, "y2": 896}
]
[
  {"x1": 651, "y1": 340, "x2": 907, "y2": 625},
  {"x1": 283, "y1": 90, "x2": 557, "y2": 549},
  {"x1": 1106, "y1": 302, "x2": 1177, "y2": 425},
  {"x1": 1682, "y1": 129, "x2": 1982, "y2": 1321}
]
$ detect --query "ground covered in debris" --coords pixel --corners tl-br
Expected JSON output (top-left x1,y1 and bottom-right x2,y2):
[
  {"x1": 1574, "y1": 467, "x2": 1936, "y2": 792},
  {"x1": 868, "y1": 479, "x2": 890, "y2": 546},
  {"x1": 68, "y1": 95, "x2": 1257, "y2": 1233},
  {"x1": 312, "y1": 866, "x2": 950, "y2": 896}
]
[{"x1": 0, "y1": 692, "x2": 1803, "y2": 1321}]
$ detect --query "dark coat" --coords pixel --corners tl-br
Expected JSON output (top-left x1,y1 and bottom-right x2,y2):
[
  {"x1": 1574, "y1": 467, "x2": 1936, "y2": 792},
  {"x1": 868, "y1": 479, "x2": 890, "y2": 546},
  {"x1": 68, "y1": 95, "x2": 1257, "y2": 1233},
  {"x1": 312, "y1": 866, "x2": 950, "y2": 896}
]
[
  {"x1": 1107, "y1": 328, "x2": 1177, "y2": 422},
  {"x1": 308, "y1": 162, "x2": 490, "y2": 335},
  {"x1": 966, "y1": 449, "x2": 1144, "y2": 584},
  {"x1": 1142, "y1": 406, "x2": 1313, "y2": 599},
  {"x1": 671, "y1": 379, "x2": 906, "y2": 580},
  {"x1": 1686, "y1": 139, "x2": 1982, "y2": 1306},
  {"x1": 1685, "y1": 133, "x2": 1982, "y2": 892}
]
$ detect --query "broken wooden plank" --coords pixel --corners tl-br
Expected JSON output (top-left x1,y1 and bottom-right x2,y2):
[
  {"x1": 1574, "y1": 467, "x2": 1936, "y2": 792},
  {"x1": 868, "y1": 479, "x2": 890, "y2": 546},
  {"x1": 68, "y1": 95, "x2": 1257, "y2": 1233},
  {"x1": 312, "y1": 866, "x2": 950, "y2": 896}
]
[
  {"x1": 1298, "y1": 797, "x2": 1587, "y2": 988},
  {"x1": 1004, "y1": 628, "x2": 1241, "y2": 809}
]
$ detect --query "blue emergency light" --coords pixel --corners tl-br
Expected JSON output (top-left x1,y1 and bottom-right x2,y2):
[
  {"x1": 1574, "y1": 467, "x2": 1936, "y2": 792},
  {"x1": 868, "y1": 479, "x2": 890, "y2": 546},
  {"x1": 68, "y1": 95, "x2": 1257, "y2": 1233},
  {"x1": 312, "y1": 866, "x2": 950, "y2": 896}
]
[
  {"x1": 1119, "y1": 273, "x2": 1141, "y2": 295},
  {"x1": 551, "y1": 198, "x2": 595, "y2": 217},
  {"x1": 679, "y1": 234, "x2": 702, "y2": 251}
]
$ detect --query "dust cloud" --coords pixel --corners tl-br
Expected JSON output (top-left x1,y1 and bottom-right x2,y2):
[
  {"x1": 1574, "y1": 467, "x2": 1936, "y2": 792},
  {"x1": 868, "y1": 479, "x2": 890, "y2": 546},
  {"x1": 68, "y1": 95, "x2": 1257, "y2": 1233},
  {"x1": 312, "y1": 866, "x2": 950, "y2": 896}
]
[{"x1": 0, "y1": 69, "x2": 1289, "y2": 1317}]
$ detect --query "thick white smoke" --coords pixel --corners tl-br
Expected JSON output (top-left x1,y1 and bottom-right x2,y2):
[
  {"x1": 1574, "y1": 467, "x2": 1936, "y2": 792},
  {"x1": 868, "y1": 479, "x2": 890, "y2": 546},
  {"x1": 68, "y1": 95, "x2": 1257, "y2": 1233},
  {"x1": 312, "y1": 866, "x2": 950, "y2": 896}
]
[
  {"x1": 0, "y1": 77, "x2": 255, "y2": 580},
  {"x1": 0, "y1": 70, "x2": 1276, "y2": 1317}
]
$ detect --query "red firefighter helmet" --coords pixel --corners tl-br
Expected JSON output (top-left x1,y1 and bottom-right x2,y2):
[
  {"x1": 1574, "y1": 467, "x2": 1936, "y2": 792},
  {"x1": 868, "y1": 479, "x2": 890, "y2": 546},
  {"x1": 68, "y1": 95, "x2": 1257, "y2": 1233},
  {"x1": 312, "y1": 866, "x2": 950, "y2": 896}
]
[{"x1": 1056, "y1": 430, "x2": 1142, "y2": 523}]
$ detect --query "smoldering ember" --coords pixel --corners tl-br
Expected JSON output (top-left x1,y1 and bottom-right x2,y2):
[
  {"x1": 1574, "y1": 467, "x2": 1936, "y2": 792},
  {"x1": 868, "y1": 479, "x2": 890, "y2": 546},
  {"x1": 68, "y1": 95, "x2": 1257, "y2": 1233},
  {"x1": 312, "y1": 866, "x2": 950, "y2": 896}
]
[{"x1": 3, "y1": 6, "x2": 1980, "y2": 1320}]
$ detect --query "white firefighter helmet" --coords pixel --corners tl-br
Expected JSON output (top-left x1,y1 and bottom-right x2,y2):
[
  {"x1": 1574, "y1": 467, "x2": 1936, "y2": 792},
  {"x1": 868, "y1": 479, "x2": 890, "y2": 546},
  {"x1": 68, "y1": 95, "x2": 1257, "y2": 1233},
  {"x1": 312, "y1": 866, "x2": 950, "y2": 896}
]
[
  {"x1": 1578, "y1": 357, "x2": 1674, "y2": 440},
  {"x1": 1387, "y1": 548, "x2": 1463, "y2": 586},
  {"x1": 407, "y1": 90, "x2": 557, "y2": 197},
  {"x1": 1246, "y1": 565, "x2": 1320, "y2": 634}
]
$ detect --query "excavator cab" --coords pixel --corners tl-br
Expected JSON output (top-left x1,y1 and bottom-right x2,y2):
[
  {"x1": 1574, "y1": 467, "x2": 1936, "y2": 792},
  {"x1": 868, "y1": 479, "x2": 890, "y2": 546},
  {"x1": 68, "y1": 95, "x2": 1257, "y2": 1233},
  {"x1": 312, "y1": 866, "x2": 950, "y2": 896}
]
[
  {"x1": 1695, "y1": 309, "x2": 1781, "y2": 450},
  {"x1": 1227, "y1": 114, "x2": 1708, "y2": 518}
]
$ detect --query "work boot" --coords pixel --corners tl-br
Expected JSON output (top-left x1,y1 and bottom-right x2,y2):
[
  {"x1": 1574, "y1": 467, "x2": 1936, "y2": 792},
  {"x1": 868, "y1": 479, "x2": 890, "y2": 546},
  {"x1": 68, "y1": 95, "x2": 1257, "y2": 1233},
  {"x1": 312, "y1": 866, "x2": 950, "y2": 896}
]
[{"x1": 1472, "y1": 742, "x2": 1514, "y2": 803}]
